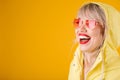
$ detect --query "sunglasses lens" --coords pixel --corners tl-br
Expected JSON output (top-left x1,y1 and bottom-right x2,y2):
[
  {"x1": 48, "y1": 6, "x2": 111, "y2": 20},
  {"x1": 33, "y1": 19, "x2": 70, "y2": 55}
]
[
  {"x1": 73, "y1": 18, "x2": 80, "y2": 28},
  {"x1": 86, "y1": 20, "x2": 96, "y2": 29},
  {"x1": 73, "y1": 18, "x2": 96, "y2": 29}
]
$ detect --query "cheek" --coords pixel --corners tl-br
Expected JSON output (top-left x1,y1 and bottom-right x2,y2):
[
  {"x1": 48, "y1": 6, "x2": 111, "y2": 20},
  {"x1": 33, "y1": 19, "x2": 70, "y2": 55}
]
[
  {"x1": 90, "y1": 29, "x2": 103, "y2": 44},
  {"x1": 75, "y1": 29, "x2": 78, "y2": 34},
  {"x1": 90, "y1": 28, "x2": 102, "y2": 37},
  {"x1": 75, "y1": 29, "x2": 80, "y2": 42},
  {"x1": 75, "y1": 29, "x2": 79, "y2": 37}
]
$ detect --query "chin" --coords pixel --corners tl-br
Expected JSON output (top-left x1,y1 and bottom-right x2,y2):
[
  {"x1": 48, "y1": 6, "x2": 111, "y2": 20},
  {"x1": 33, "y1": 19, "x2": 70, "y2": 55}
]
[{"x1": 80, "y1": 46, "x2": 91, "y2": 52}]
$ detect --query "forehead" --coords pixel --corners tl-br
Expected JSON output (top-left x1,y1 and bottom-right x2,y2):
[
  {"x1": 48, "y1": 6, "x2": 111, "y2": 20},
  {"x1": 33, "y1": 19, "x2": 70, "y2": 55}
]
[
  {"x1": 77, "y1": 16, "x2": 93, "y2": 21},
  {"x1": 77, "y1": 12, "x2": 98, "y2": 20},
  {"x1": 77, "y1": 6, "x2": 100, "y2": 20}
]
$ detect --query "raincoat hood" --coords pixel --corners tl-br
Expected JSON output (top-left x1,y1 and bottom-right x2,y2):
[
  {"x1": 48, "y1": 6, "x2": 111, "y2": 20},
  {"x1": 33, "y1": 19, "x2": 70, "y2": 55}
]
[
  {"x1": 68, "y1": 2, "x2": 120, "y2": 80},
  {"x1": 96, "y1": 2, "x2": 120, "y2": 54}
]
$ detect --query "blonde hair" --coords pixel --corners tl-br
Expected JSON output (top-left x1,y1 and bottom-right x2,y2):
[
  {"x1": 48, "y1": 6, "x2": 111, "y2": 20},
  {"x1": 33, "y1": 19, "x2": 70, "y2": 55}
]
[{"x1": 77, "y1": 3, "x2": 106, "y2": 32}]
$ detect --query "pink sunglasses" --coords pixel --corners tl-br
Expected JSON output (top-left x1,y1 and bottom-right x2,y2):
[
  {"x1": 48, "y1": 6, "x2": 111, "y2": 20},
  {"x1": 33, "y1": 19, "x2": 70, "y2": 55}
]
[{"x1": 73, "y1": 18, "x2": 98, "y2": 29}]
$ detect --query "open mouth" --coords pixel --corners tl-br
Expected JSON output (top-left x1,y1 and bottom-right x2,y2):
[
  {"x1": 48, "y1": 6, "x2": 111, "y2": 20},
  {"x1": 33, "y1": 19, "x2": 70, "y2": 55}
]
[{"x1": 79, "y1": 34, "x2": 91, "y2": 44}]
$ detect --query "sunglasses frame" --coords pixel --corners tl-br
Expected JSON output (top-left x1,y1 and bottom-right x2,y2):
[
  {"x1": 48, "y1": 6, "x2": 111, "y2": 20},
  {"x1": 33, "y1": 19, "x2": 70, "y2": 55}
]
[{"x1": 73, "y1": 18, "x2": 98, "y2": 29}]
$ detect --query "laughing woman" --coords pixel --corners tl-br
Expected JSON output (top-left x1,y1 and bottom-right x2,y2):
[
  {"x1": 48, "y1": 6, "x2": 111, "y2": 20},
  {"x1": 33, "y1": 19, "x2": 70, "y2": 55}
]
[{"x1": 68, "y1": 2, "x2": 120, "y2": 80}]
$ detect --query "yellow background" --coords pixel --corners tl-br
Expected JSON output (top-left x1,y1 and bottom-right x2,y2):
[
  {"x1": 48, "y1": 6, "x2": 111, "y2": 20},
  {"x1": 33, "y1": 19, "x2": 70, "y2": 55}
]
[{"x1": 0, "y1": 0, "x2": 120, "y2": 80}]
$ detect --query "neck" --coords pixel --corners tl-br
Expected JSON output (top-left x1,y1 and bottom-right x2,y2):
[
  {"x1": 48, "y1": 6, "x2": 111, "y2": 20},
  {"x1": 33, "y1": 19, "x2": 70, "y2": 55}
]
[
  {"x1": 83, "y1": 49, "x2": 100, "y2": 77},
  {"x1": 82, "y1": 49, "x2": 101, "y2": 80},
  {"x1": 83, "y1": 49, "x2": 100, "y2": 67},
  {"x1": 83, "y1": 49, "x2": 100, "y2": 63}
]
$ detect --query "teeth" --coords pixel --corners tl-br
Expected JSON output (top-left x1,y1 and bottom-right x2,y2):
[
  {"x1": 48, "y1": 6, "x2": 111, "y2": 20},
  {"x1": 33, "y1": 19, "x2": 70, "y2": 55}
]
[{"x1": 79, "y1": 36, "x2": 90, "y2": 39}]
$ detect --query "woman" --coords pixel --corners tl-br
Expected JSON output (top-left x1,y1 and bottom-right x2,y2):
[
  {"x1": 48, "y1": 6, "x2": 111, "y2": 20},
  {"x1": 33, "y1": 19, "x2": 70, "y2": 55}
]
[{"x1": 68, "y1": 2, "x2": 120, "y2": 80}]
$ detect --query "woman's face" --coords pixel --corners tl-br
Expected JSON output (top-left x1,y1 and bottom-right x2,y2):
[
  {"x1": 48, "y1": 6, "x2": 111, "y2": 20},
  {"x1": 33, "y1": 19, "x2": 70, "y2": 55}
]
[{"x1": 75, "y1": 17, "x2": 104, "y2": 53}]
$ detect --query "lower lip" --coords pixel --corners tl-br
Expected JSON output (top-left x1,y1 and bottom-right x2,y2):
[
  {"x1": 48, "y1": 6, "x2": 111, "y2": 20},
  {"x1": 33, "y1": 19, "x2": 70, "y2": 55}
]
[{"x1": 80, "y1": 39, "x2": 90, "y2": 44}]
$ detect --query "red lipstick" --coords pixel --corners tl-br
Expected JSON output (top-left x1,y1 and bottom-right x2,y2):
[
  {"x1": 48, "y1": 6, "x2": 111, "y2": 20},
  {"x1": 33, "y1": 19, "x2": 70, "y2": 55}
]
[{"x1": 79, "y1": 34, "x2": 91, "y2": 44}]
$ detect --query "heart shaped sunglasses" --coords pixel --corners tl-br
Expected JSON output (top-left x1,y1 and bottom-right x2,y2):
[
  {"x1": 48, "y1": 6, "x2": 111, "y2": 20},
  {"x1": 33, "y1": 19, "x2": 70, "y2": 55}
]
[{"x1": 73, "y1": 18, "x2": 99, "y2": 29}]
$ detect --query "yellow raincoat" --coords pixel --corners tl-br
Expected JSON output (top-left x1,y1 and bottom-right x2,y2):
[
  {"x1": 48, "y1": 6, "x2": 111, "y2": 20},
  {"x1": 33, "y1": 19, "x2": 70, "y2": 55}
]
[{"x1": 68, "y1": 2, "x2": 120, "y2": 80}]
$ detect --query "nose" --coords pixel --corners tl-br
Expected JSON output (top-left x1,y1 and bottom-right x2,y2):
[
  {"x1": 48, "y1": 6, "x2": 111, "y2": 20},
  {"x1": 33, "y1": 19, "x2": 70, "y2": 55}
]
[
  {"x1": 77, "y1": 24, "x2": 87, "y2": 33},
  {"x1": 75, "y1": 25, "x2": 87, "y2": 35}
]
